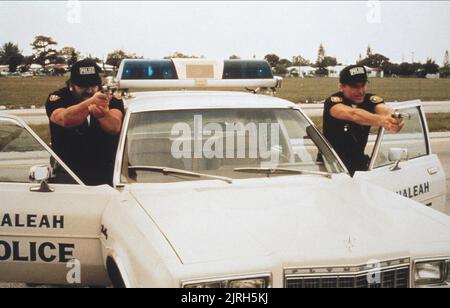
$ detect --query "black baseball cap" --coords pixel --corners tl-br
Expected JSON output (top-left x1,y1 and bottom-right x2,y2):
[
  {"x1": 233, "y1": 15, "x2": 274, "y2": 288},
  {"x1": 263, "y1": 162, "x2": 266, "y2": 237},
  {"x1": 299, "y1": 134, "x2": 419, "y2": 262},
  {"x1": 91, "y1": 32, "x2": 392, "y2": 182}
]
[
  {"x1": 339, "y1": 65, "x2": 368, "y2": 86},
  {"x1": 70, "y1": 59, "x2": 102, "y2": 87}
]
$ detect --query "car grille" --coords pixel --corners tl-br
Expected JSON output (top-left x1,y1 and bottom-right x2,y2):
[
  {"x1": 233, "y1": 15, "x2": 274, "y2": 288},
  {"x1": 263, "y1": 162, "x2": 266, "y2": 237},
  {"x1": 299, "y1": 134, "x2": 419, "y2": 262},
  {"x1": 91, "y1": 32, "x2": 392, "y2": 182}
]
[{"x1": 285, "y1": 258, "x2": 410, "y2": 288}]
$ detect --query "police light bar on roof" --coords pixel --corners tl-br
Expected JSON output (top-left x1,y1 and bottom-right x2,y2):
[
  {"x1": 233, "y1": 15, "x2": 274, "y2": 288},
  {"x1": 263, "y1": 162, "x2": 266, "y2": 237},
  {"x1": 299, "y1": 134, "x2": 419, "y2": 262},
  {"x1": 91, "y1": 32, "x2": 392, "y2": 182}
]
[{"x1": 116, "y1": 59, "x2": 282, "y2": 89}]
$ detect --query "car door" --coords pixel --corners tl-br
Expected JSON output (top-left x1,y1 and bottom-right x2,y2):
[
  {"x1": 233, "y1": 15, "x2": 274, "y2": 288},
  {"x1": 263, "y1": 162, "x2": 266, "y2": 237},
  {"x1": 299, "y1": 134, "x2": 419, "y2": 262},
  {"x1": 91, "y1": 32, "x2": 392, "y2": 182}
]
[
  {"x1": 0, "y1": 115, "x2": 116, "y2": 286},
  {"x1": 354, "y1": 101, "x2": 447, "y2": 213}
]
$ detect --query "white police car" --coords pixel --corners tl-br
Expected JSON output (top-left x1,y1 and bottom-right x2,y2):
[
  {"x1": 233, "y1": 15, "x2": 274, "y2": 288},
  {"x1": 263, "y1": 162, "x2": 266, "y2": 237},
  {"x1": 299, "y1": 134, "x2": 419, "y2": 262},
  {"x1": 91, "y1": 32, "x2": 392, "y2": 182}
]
[{"x1": 0, "y1": 59, "x2": 449, "y2": 288}]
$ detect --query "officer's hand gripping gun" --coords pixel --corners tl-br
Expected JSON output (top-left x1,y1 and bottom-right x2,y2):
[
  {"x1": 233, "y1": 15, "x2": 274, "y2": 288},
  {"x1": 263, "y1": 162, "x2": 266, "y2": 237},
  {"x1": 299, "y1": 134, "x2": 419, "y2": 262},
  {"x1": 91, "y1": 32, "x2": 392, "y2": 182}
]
[
  {"x1": 391, "y1": 111, "x2": 411, "y2": 121},
  {"x1": 101, "y1": 76, "x2": 124, "y2": 99}
]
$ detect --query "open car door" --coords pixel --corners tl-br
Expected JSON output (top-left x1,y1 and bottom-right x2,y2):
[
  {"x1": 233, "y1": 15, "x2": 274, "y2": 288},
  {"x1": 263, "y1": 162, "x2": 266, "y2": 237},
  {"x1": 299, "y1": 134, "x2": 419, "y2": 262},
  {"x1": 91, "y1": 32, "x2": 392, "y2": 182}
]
[
  {"x1": 0, "y1": 115, "x2": 116, "y2": 286},
  {"x1": 354, "y1": 101, "x2": 447, "y2": 213}
]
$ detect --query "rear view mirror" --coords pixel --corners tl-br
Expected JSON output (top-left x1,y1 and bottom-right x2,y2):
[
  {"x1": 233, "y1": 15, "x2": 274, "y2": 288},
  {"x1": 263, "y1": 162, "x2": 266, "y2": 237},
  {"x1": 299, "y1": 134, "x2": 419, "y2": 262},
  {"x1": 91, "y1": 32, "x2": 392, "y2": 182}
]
[
  {"x1": 30, "y1": 165, "x2": 51, "y2": 182},
  {"x1": 388, "y1": 148, "x2": 408, "y2": 171},
  {"x1": 29, "y1": 165, "x2": 54, "y2": 193},
  {"x1": 388, "y1": 148, "x2": 408, "y2": 162}
]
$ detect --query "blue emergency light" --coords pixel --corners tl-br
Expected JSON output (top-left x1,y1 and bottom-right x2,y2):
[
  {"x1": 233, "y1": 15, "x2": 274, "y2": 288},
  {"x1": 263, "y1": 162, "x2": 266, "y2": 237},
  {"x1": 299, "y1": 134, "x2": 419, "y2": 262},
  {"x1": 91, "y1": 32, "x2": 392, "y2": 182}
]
[{"x1": 116, "y1": 59, "x2": 281, "y2": 90}]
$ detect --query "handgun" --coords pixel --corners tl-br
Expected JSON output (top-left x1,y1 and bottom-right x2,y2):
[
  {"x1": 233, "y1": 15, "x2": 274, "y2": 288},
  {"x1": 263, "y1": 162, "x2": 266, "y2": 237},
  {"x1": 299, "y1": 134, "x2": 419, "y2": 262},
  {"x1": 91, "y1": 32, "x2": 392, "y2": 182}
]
[
  {"x1": 391, "y1": 112, "x2": 411, "y2": 120},
  {"x1": 101, "y1": 77, "x2": 121, "y2": 99}
]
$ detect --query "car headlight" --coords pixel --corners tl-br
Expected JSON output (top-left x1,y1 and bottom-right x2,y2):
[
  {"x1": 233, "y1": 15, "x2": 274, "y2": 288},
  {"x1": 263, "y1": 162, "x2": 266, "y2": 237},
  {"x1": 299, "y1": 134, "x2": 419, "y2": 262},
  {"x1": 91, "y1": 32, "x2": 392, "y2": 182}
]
[
  {"x1": 183, "y1": 275, "x2": 271, "y2": 288},
  {"x1": 414, "y1": 259, "x2": 449, "y2": 286}
]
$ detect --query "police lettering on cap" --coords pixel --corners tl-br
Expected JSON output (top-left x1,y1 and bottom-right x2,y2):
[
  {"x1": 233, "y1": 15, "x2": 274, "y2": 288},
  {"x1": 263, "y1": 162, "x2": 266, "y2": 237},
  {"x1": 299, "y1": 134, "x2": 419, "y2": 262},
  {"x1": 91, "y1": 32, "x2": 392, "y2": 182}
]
[
  {"x1": 339, "y1": 65, "x2": 368, "y2": 86},
  {"x1": 70, "y1": 59, "x2": 102, "y2": 87}
]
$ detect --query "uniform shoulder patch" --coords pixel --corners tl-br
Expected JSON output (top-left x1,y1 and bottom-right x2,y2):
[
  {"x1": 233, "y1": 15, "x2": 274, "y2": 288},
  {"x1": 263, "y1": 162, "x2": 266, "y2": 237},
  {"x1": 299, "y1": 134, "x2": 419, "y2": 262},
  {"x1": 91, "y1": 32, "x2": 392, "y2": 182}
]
[
  {"x1": 49, "y1": 95, "x2": 60, "y2": 102},
  {"x1": 370, "y1": 95, "x2": 384, "y2": 104},
  {"x1": 330, "y1": 96, "x2": 343, "y2": 104}
]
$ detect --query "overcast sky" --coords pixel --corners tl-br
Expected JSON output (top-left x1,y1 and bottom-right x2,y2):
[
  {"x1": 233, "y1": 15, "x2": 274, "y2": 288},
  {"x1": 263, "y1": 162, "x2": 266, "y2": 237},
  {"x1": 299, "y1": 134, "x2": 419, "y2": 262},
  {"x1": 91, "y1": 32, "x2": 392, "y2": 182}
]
[{"x1": 0, "y1": 1, "x2": 449, "y2": 65}]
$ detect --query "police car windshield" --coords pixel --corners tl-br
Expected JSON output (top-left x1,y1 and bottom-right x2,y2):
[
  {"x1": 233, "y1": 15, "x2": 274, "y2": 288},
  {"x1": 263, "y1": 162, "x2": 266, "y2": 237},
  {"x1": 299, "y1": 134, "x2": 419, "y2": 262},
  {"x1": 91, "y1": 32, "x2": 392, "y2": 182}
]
[{"x1": 121, "y1": 108, "x2": 344, "y2": 183}]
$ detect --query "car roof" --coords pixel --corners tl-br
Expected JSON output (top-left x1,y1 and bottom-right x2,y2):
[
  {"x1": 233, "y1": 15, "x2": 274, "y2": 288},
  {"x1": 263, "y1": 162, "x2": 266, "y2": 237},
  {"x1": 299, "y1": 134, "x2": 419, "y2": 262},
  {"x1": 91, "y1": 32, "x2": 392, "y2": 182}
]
[{"x1": 124, "y1": 91, "x2": 296, "y2": 113}]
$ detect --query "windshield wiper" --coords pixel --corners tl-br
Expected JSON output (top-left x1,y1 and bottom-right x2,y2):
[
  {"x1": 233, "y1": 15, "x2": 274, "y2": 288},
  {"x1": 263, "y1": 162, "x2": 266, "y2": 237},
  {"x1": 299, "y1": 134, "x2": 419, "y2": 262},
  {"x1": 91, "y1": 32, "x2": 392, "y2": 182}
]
[
  {"x1": 233, "y1": 167, "x2": 332, "y2": 179},
  {"x1": 129, "y1": 166, "x2": 233, "y2": 184}
]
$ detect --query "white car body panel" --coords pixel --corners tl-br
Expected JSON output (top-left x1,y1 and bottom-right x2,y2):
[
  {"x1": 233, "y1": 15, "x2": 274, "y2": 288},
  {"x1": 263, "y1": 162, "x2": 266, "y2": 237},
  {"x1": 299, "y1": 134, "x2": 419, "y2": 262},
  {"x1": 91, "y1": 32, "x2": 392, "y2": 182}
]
[
  {"x1": 354, "y1": 101, "x2": 447, "y2": 212},
  {"x1": 129, "y1": 175, "x2": 450, "y2": 264}
]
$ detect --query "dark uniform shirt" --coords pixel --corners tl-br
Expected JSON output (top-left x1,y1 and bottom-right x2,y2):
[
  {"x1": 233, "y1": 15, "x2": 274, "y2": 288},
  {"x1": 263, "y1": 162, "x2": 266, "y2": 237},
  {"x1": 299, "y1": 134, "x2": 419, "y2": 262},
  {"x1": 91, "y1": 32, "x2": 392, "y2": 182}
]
[
  {"x1": 45, "y1": 87, "x2": 125, "y2": 186},
  {"x1": 323, "y1": 92, "x2": 384, "y2": 175}
]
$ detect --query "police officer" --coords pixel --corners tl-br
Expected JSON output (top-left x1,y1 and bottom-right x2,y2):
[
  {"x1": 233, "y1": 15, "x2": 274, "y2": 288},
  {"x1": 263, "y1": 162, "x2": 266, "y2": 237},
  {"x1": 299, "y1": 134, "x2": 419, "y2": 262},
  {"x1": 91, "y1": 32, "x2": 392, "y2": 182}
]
[
  {"x1": 323, "y1": 65, "x2": 403, "y2": 176},
  {"x1": 45, "y1": 59, "x2": 124, "y2": 185}
]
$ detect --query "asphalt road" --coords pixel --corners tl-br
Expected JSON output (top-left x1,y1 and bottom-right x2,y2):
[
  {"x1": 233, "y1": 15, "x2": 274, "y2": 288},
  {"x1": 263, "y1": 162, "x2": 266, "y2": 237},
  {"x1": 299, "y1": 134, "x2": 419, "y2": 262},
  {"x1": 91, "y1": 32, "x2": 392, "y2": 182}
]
[{"x1": 1, "y1": 138, "x2": 449, "y2": 288}]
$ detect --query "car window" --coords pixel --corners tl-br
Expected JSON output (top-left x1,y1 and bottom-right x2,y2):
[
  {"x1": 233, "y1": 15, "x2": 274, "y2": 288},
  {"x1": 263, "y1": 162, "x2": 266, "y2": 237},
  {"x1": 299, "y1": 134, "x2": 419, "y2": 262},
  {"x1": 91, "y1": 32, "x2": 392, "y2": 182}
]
[
  {"x1": 0, "y1": 118, "x2": 77, "y2": 184},
  {"x1": 372, "y1": 106, "x2": 428, "y2": 169},
  {"x1": 122, "y1": 108, "x2": 345, "y2": 183}
]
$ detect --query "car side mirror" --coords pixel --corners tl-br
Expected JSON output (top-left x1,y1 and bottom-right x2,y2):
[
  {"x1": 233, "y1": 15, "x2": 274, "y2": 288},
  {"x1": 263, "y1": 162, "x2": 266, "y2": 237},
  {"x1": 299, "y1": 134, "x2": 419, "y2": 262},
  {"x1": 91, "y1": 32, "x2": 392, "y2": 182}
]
[
  {"x1": 29, "y1": 165, "x2": 54, "y2": 193},
  {"x1": 388, "y1": 148, "x2": 408, "y2": 171}
]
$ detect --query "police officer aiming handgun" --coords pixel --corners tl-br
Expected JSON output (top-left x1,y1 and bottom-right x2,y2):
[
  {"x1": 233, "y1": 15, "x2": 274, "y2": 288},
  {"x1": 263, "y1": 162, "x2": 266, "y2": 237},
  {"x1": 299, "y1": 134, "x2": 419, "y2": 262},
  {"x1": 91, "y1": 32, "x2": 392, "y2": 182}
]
[
  {"x1": 323, "y1": 65, "x2": 404, "y2": 176},
  {"x1": 45, "y1": 59, "x2": 124, "y2": 185}
]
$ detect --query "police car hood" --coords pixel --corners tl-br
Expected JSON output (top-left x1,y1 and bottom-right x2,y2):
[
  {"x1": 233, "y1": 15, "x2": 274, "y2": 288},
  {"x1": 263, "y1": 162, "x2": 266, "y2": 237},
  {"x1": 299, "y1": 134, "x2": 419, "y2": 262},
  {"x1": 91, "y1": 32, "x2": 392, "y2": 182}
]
[{"x1": 129, "y1": 175, "x2": 450, "y2": 264}]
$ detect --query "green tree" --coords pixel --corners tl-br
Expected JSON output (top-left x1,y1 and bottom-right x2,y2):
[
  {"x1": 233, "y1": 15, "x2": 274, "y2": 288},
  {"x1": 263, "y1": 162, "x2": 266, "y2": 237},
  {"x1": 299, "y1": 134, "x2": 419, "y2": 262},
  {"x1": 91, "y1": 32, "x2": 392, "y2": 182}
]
[
  {"x1": 60, "y1": 47, "x2": 79, "y2": 67},
  {"x1": 358, "y1": 53, "x2": 390, "y2": 68},
  {"x1": 314, "y1": 44, "x2": 334, "y2": 76},
  {"x1": 55, "y1": 56, "x2": 66, "y2": 64},
  {"x1": 382, "y1": 62, "x2": 400, "y2": 76},
  {"x1": 264, "y1": 54, "x2": 280, "y2": 67},
  {"x1": 357, "y1": 53, "x2": 363, "y2": 63},
  {"x1": 366, "y1": 45, "x2": 373, "y2": 57},
  {"x1": 316, "y1": 43, "x2": 325, "y2": 65},
  {"x1": 321, "y1": 56, "x2": 338, "y2": 67},
  {"x1": 31, "y1": 35, "x2": 58, "y2": 70},
  {"x1": 68, "y1": 50, "x2": 79, "y2": 68},
  {"x1": 0, "y1": 42, "x2": 24, "y2": 71},
  {"x1": 0, "y1": 42, "x2": 20, "y2": 64},
  {"x1": 440, "y1": 50, "x2": 450, "y2": 78},
  {"x1": 440, "y1": 66, "x2": 450, "y2": 78},
  {"x1": 397, "y1": 62, "x2": 422, "y2": 76},
  {"x1": 22, "y1": 55, "x2": 35, "y2": 65},
  {"x1": 315, "y1": 67, "x2": 329, "y2": 76},
  {"x1": 8, "y1": 54, "x2": 24, "y2": 72},
  {"x1": 422, "y1": 59, "x2": 439, "y2": 75},
  {"x1": 273, "y1": 65, "x2": 288, "y2": 76},
  {"x1": 292, "y1": 55, "x2": 311, "y2": 66},
  {"x1": 85, "y1": 54, "x2": 103, "y2": 63},
  {"x1": 443, "y1": 50, "x2": 449, "y2": 66},
  {"x1": 106, "y1": 50, "x2": 128, "y2": 68},
  {"x1": 278, "y1": 58, "x2": 292, "y2": 68}
]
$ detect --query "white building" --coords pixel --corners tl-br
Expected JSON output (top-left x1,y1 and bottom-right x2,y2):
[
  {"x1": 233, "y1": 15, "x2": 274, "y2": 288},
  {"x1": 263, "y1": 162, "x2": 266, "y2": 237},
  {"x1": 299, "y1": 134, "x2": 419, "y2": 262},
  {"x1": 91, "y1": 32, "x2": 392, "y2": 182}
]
[
  {"x1": 365, "y1": 66, "x2": 384, "y2": 78},
  {"x1": 327, "y1": 65, "x2": 385, "y2": 78},
  {"x1": 0, "y1": 65, "x2": 9, "y2": 73},
  {"x1": 286, "y1": 66, "x2": 317, "y2": 78},
  {"x1": 426, "y1": 73, "x2": 440, "y2": 79},
  {"x1": 327, "y1": 65, "x2": 347, "y2": 78},
  {"x1": 29, "y1": 64, "x2": 43, "y2": 73}
]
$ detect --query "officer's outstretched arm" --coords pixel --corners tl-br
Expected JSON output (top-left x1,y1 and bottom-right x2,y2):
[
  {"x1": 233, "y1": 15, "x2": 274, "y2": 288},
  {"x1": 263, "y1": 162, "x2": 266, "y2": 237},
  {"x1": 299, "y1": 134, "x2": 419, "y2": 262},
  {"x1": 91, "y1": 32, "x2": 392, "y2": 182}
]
[
  {"x1": 50, "y1": 100, "x2": 90, "y2": 128},
  {"x1": 375, "y1": 103, "x2": 394, "y2": 116},
  {"x1": 330, "y1": 104, "x2": 400, "y2": 131},
  {"x1": 97, "y1": 109, "x2": 123, "y2": 135}
]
